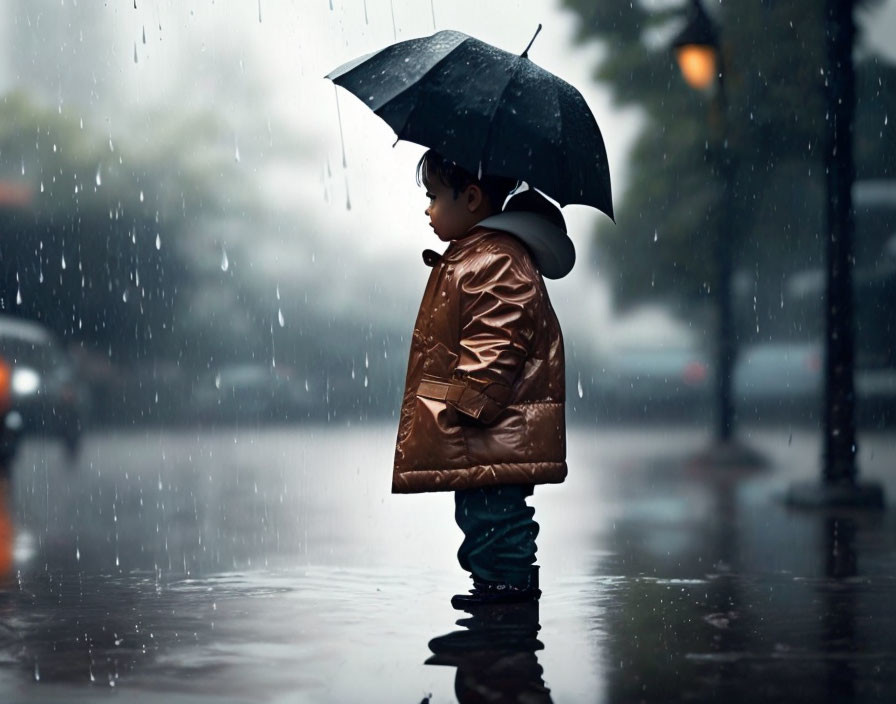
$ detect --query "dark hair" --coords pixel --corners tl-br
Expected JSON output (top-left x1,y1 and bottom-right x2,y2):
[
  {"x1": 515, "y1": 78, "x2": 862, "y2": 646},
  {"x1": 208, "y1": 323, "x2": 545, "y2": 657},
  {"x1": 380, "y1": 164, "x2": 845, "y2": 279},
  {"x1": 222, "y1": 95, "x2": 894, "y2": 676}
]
[{"x1": 416, "y1": 150, "x2": 518, "y2": 210}]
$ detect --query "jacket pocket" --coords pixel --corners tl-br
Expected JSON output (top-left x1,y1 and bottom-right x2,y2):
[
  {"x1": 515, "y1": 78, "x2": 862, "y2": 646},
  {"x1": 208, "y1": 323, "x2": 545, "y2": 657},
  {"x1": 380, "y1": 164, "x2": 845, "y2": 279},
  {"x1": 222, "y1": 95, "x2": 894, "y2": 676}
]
[{"x1": 421, "y1": 342, "x2": 459, "y2": 378}]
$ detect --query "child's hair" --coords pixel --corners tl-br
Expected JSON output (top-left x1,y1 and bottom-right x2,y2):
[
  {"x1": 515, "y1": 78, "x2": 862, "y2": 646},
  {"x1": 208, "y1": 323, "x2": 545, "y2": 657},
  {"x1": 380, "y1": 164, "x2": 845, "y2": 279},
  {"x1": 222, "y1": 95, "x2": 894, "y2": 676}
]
[{"x1": 416, "y1": 150, "x2": 519, "y2": 210}]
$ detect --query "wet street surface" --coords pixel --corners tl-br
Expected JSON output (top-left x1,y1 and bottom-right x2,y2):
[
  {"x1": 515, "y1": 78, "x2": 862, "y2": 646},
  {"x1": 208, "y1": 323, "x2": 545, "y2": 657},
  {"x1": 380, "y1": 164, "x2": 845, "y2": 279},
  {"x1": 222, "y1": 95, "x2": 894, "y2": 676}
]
[{"x1": 1, "y1": 423, "x2": 895, "y2": 702}]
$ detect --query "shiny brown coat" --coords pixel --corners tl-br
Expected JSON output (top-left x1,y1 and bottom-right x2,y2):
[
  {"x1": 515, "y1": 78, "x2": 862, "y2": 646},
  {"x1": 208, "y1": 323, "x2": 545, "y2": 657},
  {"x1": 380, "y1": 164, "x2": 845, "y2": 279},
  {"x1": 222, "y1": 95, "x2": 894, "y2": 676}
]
[{"x1": 392, "y1": 228, "x2": 567, "y2": 493}]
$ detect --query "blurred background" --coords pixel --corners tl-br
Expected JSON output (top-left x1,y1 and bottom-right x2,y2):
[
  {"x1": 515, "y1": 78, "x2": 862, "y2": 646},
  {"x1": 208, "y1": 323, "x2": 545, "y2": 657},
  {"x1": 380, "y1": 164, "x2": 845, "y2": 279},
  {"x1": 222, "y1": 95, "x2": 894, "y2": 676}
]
[{"x1": 0, "y1": 0, "x2": 894, "y2": 448}]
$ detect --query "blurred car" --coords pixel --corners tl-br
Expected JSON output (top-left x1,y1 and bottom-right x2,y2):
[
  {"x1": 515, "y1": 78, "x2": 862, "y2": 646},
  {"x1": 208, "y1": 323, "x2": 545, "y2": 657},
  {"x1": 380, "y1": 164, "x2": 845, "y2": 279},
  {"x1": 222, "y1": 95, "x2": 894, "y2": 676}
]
[
  {"x1": 0, "y1": 315, "x2": 88, "y2": 459},
  {"x1": 593, "y1": 344, "x2": 712, "y2": 422},
  {"x1": 733, "y1": 341, "x2": 822, "y2": 423},
  {"x1": 733, "y1": 339, "x2": 896, "y2": 427},
  {"x1": 192, "y1": 363, "x2": 299, "y2": 423}
]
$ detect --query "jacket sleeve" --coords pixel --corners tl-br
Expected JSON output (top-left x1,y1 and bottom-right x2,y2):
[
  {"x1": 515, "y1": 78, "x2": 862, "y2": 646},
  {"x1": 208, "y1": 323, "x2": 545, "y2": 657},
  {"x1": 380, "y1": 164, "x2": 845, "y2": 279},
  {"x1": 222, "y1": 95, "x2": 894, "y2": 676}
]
[{"x1": 450, "y1": 248, "x2": 538, "y2": 424}]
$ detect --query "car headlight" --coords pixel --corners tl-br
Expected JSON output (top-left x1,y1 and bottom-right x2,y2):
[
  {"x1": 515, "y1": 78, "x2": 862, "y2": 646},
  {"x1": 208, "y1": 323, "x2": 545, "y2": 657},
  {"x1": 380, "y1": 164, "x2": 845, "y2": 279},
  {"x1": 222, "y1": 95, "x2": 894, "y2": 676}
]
[{"x1": 11, "y1": 367, "x2": 41, "y2": 395}]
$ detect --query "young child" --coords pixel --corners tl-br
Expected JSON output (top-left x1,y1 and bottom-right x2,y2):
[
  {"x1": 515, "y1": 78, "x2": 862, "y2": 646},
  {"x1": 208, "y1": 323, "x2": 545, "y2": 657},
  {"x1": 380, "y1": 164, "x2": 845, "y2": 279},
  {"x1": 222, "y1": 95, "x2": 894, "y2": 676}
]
[{"x1": 392, "y1": 150, "x2": 573, "y2": 607}]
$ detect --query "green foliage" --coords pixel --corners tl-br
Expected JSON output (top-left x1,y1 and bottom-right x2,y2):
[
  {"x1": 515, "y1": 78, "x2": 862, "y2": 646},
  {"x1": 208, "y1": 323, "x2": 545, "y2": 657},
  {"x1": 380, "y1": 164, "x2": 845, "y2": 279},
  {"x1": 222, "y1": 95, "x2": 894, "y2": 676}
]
[
  {"x1": 564, "y1": 0, "x2": 896, "y2": 326},
  {"x1": 0, "y1": 90, "x2": 232, "y2": 363}
]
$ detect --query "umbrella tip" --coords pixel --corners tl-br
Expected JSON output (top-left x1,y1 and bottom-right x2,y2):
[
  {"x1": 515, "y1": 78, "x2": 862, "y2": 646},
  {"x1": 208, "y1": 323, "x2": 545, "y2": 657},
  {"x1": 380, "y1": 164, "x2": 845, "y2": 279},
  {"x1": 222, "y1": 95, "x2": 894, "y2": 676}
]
[{"x1": 521, "y1": 24, "x2": 542, "y2": 59}]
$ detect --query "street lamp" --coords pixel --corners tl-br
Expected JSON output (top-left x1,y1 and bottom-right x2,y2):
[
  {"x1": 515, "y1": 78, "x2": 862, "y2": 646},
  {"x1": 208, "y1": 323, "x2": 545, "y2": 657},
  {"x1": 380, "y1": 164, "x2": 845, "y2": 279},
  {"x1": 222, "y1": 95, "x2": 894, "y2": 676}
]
[
  {"x1": 671, "y1": 0, "x2": 758, "y2": 465},
  {"x1": 675, "y1": 45, "x2": 717, "y2": 91},
  {"x1": 672, "y1": 0, "x2": 718, "y2": 92}
]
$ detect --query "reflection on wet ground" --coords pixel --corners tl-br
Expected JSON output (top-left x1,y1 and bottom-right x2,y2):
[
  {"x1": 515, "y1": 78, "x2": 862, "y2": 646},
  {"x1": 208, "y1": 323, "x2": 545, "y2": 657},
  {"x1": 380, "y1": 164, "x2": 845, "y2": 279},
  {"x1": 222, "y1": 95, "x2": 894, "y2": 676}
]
[
  {"x1": 0, "y1": 425, "x2": 894, "y2": 702},
  {"x1": 427, "y1": 601, "x2": 552, "y2": 702}
]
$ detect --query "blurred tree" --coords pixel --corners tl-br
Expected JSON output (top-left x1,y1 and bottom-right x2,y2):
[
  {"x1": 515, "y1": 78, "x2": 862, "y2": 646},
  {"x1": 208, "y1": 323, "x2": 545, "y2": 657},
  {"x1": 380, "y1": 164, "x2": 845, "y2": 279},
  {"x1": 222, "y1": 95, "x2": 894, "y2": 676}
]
[
  {"x1": 563, "y1": 0, "x2": 896, "y2": 337},
  {"x1": 0, "y1": 90, "x2": 228, "y2": 363}
]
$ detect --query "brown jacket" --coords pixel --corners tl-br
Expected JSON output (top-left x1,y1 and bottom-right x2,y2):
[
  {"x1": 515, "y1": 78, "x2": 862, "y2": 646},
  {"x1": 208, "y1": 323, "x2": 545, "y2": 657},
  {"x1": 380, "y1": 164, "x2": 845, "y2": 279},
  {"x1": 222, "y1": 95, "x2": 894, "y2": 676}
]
[{"x1": 392, "y1": 227, "x2": 567, "y2": 493}]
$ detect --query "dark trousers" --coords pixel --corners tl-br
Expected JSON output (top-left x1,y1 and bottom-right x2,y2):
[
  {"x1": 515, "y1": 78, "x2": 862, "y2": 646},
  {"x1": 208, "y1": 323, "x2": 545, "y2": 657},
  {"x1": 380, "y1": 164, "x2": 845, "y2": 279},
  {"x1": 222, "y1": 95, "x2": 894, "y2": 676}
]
[{"x1": 454, "y1": 484, "x2": 539, "y2": 589}]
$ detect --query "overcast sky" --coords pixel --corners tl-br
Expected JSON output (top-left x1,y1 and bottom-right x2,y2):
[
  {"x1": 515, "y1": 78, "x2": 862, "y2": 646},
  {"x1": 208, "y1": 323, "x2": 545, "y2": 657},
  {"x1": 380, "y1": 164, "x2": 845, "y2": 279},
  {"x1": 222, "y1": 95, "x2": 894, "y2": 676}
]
[{"x1": 2, "y1": 0, "x2": 894, "y2": 356}]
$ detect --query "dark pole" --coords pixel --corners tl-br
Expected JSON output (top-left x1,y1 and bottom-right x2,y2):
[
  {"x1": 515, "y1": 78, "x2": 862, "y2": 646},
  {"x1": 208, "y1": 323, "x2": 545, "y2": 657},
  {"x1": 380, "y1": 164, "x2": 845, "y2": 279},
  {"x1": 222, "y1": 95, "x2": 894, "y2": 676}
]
[
  {"x1": 712, "y1": 69, "x2": 735, "y2": 445},
  {"x1": 672, "y1": 0, "x2": 762, "y2": 466},
  {"x1": 787, "y1": 0, "x2": 883, "y2": 508},
  {"x1": 823, "y1": 0, "x2": 858, "y2": 485}
]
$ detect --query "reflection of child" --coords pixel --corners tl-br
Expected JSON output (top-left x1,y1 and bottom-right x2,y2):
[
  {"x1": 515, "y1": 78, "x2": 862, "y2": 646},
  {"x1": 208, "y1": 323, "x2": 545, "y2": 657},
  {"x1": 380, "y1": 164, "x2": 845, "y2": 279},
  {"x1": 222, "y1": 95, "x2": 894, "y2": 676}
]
[{"x1": 392, "y1": 150, "x2": 573, "y2": 607}]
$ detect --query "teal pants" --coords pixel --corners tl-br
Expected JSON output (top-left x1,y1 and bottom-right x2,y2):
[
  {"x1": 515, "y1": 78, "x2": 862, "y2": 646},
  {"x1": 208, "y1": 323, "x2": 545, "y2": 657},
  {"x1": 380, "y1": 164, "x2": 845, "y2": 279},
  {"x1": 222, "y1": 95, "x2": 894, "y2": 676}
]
[{"x1": 454, "y1": 484, "x2": 539, "y2": 589}]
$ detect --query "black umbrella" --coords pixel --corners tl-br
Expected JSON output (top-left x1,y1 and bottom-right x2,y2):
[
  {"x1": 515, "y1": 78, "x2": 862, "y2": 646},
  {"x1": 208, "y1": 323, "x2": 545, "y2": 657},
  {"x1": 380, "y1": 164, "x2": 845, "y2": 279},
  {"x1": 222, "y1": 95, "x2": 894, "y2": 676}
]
[{"x1": 326, "y1": 27, "x2": 613, "y2": 219}]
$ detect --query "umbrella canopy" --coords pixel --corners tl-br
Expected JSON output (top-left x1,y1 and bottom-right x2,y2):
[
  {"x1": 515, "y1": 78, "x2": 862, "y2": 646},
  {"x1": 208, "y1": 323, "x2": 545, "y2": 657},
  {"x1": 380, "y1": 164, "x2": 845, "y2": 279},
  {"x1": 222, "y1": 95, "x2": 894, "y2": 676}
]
[{"x1": 326, "y1": 28, "x2": 613, "y2": 219}]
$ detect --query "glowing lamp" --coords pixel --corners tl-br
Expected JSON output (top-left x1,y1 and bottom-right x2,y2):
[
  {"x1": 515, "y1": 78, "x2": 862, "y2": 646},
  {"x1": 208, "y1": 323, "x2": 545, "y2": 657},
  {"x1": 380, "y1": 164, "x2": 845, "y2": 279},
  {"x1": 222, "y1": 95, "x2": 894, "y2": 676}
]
[{"x1": 671, "y1": 0, "x2": 720, "y2": 91}]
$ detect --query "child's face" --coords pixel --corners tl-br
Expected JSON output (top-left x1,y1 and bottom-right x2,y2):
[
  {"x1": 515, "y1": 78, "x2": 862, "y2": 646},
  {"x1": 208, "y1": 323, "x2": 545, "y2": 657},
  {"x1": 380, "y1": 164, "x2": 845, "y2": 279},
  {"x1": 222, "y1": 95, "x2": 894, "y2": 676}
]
[{"x1": 424, "y1": 179, "x2": 481, "y2": 242}]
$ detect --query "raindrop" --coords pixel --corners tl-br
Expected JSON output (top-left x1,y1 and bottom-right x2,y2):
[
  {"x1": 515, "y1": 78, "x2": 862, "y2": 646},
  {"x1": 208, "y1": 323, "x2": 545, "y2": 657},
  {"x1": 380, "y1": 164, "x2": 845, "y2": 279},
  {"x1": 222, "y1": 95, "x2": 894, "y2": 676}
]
[
  {"x1": 258, "y1": 0, "x2": 262, "y2": 22},
  {"x1": 577, "y1": 373, "x2": 584, "y2": 398},
  {"x1": 61, "y1": 253, "x2": 67, "y2": 270},
  {"x1": 334, "y1": 88, "x2": 348, "y2": 168},
  {"x1": 653, "y1": 230, "x2": 658, "y2": 242},
  {"x1": 34, "y1": 662, "x2": 39, "y2": 682},
  {"x1": 139, "y1": 190, "x2": 144, "y2": 202},
  {"x1": 365, "y1": 351, "x2": 369, "y2": 369},
  {"x1": 221, "y1": 249, "x2": 229, "y2": 272},
  {"x1": 276, "y1": 285, "x2": 281, "y2": 300},
  {"x1": 96, "y1": 166, "x2": 102, "y2": 186},
  {"x1": 278, "y1": 309, "x2": 285, "y2": 327},
  {"x1": 134, "y1": 42, "x2": 138, "y2": 63},
  {"x1": 364, "y1": 375, "x2": 368, "y2": 388},
  {"x1": 364, "y1": 0, "x2": 368, "y2": 23},
  {"x1": 40, "y1": 181, "x2": 44, "y2": 193},
  {"x1": 234, "y1": 136, "x2": 241, "y2": 163},
  {"x1": 155, "y1": 233, "x2": 161, "y2": 250},
  {"x1": 886, "y1": 114, "x2": 889, "y2": 126},
  {"x1": 76, "y1": 547, "x2": 81, "y2": 561},
  {"x1": 142, "y1": 25, "x2": 146, "y2": 43},
  {"x1": 16, "y1": 287, "x2": 22, "y2": 305},
  {"x1": 20, "y1": 158, "x2": 25, "y2": 175}
]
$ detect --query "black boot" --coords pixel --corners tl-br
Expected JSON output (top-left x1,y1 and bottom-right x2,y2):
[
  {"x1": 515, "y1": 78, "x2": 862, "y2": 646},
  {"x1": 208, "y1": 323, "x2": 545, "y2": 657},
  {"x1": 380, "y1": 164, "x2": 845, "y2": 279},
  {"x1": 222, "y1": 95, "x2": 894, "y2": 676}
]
[{"x1": 451, "y1": 570, "x2": 540, "y2": 609}]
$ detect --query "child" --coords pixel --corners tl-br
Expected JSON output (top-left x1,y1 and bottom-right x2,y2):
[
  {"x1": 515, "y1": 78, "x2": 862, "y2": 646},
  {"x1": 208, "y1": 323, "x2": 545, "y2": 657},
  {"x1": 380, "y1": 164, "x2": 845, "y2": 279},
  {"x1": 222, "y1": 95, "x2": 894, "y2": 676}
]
[{"x1": 392, "y1": 150, "x2": 572, "y2": 607}]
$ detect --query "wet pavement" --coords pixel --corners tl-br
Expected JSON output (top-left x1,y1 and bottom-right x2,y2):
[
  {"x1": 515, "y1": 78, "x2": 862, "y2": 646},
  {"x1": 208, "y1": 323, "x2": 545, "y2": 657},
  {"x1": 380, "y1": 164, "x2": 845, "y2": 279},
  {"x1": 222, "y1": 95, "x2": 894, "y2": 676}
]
[{"x1": 0, "y1": 423, "x2": 895, "y2": 702}]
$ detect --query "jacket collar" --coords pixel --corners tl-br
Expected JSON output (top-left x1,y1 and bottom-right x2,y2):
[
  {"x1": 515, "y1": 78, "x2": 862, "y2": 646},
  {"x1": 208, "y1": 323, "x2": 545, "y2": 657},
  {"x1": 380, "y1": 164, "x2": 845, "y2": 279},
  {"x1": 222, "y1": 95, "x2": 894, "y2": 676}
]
[{"x1": 421, "y1": 230, "x2": 494, "y2": 268}]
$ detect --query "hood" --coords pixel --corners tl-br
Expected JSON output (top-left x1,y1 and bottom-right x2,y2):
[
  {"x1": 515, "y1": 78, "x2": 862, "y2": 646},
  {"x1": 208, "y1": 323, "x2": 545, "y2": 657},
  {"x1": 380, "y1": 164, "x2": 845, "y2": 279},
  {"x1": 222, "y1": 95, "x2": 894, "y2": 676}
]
[{"x1": 474, "y1": 210, "x2": 575, "y2": 280}]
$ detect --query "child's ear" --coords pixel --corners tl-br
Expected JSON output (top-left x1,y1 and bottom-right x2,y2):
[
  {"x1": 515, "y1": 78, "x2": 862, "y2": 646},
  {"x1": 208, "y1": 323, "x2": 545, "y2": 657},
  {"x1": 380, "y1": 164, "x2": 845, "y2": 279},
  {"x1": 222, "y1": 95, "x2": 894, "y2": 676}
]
[{"x1": 465, "y1": 184, "x2": 484, "y2": 213}]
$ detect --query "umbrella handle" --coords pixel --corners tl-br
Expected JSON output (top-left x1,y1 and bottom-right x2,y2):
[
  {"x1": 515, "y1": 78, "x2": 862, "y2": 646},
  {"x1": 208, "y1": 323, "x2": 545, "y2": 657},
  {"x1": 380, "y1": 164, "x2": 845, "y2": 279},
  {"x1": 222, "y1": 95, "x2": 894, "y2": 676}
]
[{"x1": 521, "y1": 24, "x2": 543, "y2": 59}]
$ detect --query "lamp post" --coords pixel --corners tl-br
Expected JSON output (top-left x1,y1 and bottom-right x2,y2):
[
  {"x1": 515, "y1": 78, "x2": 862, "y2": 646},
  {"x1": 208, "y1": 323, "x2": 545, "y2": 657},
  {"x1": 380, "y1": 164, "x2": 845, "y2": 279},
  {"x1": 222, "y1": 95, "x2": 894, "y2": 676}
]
[
  {"x1": 671, "y1": 0, "x2": 754, "y2": 465},
  {"x1": 786, "y1": 0, "x2": 884, "y2": 508}
]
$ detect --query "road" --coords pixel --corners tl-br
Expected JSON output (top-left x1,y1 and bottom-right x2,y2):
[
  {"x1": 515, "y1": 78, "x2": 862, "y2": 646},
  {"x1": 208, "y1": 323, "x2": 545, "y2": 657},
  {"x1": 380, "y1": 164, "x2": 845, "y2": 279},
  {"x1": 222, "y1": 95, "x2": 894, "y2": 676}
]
[{"x1": 0, "y1": 423, "x2": 895, "y2": 702}]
